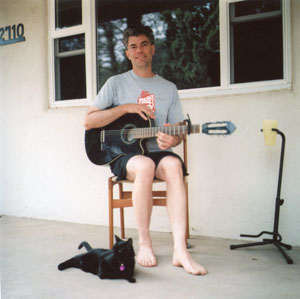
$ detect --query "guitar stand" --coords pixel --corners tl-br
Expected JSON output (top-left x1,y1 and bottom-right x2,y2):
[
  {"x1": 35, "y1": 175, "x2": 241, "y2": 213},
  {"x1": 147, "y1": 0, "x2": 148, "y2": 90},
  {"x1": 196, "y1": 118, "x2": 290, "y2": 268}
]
[{"x1": 230, "y1": 129, "x2": 293, "y2": 264}]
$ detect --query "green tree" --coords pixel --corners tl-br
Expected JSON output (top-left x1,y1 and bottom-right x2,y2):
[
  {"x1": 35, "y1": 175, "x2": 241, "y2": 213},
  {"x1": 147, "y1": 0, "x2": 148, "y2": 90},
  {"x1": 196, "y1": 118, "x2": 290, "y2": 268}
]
[{"x1": 158, "y1": 1, "x2": 219, "y2": 89}]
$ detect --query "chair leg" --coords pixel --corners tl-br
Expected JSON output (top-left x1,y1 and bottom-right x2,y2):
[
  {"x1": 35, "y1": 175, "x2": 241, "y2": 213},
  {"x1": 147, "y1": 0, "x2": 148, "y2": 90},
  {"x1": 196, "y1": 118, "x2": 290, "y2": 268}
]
[
  {"x1": 108, "y1": 178, "x2": 114, "y2": 249},
  {"x1": 118, "y1": 182, "x2": 126, "y2": 239},
  {"x1": 120, "y1": 208, "x2": 125, "y2": 238},
  {"x1": 185, "y1": 180, "x2": 190, "y2": 241}
]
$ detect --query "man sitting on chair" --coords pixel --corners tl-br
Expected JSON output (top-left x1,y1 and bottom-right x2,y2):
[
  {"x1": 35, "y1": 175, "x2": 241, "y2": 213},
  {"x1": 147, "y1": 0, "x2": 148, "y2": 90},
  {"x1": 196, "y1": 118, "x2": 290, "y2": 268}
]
[{"x1": 84, "y1": 24, "x2": 207, "y2": 275}]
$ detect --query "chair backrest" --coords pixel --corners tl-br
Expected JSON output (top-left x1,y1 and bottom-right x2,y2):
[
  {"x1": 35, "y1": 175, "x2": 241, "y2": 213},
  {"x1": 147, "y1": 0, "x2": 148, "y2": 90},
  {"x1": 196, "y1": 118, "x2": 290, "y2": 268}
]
[{"x1": 181, "y1": 119, "x2": 189, "y2": 173}]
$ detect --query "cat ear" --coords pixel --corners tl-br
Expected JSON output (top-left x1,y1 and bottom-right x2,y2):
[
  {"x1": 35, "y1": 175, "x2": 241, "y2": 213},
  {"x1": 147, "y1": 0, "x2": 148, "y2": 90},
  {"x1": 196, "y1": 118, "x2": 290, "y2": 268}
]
[
  {"x1": 127, "y1": 238, "x2": 133, "y2": 245},
  {"x1": 115, "y1": 235, "x2": 121, "y2": 242}
]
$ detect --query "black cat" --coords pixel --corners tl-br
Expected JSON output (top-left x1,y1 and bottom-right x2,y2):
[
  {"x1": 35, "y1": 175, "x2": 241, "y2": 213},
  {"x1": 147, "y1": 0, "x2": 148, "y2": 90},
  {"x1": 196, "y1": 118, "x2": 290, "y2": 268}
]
[{"x1": 58, "y1": 235, "x2": 136, "y2": 283}]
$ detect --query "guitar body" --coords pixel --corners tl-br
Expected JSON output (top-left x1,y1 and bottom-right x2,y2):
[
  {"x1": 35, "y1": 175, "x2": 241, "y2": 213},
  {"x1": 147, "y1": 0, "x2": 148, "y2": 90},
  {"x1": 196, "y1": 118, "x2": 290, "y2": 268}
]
[{"x1": 85, "y1": 114, "x2": 151, "y2": 165}]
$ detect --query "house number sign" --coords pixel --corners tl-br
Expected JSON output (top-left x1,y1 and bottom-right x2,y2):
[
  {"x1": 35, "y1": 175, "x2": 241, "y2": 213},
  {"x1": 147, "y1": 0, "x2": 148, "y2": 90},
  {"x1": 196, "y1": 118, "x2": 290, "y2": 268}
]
[{"x1": 0, "y1": 23, "x2": 26, "y2": 46}]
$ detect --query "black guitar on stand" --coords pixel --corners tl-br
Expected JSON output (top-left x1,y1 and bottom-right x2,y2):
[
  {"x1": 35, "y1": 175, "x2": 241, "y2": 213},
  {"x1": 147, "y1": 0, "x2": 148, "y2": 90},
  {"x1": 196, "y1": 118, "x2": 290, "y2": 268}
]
[{"x1": 85, "y1": 114, "x2": 236, "y2": 166}]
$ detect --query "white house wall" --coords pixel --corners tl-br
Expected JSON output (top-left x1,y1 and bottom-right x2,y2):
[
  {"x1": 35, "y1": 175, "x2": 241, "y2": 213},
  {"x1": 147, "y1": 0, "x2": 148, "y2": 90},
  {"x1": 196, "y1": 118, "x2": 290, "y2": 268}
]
[{"x1": 1, "y1": 0, "x2": 300, "y2": 246}]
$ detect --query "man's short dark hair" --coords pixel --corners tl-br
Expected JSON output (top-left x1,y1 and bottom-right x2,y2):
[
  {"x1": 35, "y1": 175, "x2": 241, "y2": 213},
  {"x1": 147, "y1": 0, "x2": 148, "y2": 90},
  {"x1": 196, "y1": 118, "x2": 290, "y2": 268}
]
[{"x1": 123, "y1": 25, "x2": 155, "y2": 49}]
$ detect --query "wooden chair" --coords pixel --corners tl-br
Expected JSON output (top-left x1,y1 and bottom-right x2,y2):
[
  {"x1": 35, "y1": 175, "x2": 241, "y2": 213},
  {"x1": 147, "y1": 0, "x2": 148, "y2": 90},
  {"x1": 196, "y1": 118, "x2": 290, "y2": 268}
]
[{"x1": 108, "y1": 132, "x2": 189, "y2": 249}]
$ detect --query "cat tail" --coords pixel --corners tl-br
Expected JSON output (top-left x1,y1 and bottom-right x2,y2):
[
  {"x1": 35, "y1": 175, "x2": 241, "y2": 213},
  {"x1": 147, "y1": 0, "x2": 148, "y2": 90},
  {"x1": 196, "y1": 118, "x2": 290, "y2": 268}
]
[
  {"x1": 78, "y1": 241, "x2": 92, "y2": 251},
  {"x1": 58, "y1": 258, "x2": 76, "y2": 271}
]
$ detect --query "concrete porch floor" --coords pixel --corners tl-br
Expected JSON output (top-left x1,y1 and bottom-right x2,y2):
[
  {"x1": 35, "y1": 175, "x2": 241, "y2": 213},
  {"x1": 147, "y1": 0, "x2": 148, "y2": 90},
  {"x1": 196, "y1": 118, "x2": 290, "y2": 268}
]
[{"x1": 1, "y1": 216, "x2": 300, "y2": 299}]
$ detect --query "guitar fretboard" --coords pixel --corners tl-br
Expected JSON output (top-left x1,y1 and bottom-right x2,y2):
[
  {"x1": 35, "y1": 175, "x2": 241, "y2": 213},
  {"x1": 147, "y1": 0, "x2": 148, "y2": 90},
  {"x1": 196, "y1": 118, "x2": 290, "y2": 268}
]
[{"x1": 130, "y1": 124, "x2": 200, "y2": 139}]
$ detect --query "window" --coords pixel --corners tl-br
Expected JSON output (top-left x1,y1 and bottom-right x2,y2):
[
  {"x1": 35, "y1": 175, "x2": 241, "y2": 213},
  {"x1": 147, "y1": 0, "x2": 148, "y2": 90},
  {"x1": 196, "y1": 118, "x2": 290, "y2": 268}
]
[
  {"x1": 48, "y1": 0, "x2": 291, "y2": 107},
  {"x1": 54, "y1": 34, "x2": 86, "y2": 100},
  {"x1": 49, "y1": 0, "x2": 93, "y2": 107},
  {"x1": 95, "y1": 0, "x2": 220, "y2": 92},
  {"x1": 189, "y1": 0, "x2": 291, "y2": 99},
  {"x1": 55, "y1": 0, "x2": 82, "y2": 29},
  {"x1": 229, "y1": 0, "x2": 283, "y2": 84}
]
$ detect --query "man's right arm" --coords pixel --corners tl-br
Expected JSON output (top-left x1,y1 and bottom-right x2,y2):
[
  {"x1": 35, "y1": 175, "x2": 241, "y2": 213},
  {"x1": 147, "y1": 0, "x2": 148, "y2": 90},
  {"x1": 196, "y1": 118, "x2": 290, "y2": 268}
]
[{"x1": 84, "y1": 104, "x2": 155, "y2": 130}]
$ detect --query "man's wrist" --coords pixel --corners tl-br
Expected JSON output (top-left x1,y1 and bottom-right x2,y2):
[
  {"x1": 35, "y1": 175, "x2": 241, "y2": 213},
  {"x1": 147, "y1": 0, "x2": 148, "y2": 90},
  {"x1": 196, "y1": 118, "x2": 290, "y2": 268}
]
[{"x1": 174, "y1": 135, "x2": 182, "y2": 146}]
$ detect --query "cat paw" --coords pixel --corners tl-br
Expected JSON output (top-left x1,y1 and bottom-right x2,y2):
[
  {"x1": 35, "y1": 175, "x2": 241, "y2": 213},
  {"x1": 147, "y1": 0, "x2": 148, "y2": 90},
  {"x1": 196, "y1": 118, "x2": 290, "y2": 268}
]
[{"x1": 128, "y1": 277, "x2": 136, "y2": 283}]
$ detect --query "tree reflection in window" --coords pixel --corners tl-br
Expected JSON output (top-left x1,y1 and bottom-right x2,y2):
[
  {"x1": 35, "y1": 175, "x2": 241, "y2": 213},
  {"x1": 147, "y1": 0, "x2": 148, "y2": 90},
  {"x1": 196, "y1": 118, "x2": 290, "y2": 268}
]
[
  {"x1": 59, "y1": 34, "x2": 85, "y2": 52},
  {"x1": 96, "y1": 0, "x2": 219, "y2": 91},
  {"x1": 55, "y1": 34, "x2": 86, "y2": 101}
]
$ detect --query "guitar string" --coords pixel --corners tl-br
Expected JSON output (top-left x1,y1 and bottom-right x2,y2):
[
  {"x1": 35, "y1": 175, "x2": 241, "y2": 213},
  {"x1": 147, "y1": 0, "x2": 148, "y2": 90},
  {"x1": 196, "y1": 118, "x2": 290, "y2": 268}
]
[
  {"x1": 101, "y1": 128, "x2": 189, "y2": 135},
  {"x1": 93, "y1": 122, "x2": 229, "y2": 138},
  {"x1": 97, "y1": 128, "x2": 229, "y2": 140},
  {"x1": 100, "y1": 126, "x2": 190, "y2": 138}
]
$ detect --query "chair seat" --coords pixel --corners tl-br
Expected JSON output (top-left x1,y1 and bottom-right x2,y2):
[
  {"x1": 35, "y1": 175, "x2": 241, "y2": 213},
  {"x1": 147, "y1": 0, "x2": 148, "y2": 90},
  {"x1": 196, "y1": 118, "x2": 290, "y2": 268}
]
[{"x1": 111, "y1": 176, "x2": 166, "y2": 184}]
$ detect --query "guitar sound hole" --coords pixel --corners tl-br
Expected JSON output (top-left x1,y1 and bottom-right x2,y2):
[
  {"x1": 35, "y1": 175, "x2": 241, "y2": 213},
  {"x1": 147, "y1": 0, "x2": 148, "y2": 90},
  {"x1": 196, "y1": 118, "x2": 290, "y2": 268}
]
[{"x1": 121, "y1": 124, "x2": 136, "y2": 145}]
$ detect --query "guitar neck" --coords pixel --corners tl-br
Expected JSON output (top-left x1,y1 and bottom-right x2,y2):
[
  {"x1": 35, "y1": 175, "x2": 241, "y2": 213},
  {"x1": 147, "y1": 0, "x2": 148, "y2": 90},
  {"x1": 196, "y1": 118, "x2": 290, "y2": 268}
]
[{"x1": 132, "y1": 124, "x2": 200, "y2": 139}]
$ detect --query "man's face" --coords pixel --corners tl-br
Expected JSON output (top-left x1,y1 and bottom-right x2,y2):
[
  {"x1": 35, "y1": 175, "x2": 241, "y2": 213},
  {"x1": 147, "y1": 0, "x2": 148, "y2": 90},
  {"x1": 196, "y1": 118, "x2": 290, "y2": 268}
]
[{"x1": 125, "y1": 34, "x2": 155, "y2": 70}]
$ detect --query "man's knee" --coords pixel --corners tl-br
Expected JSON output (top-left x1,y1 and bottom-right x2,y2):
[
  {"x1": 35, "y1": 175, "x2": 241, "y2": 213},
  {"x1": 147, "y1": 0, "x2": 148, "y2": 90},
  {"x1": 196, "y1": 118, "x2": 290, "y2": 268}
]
[
  {"x1": 157, "y1": 156, "x2": 183, "y2": 180},
  {"x1": 127, "y1": 155, "x2": 156, "y2": 180},
  {"x1": 138, "y1": 157, "x2": 156, "y2": 175}
]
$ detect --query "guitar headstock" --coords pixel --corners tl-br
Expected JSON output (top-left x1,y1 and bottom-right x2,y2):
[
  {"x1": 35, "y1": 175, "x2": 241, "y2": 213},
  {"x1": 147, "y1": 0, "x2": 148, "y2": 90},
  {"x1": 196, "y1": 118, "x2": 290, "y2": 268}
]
[{"x1": 202, "y1": 121, "x2": 236, "y2": 136}]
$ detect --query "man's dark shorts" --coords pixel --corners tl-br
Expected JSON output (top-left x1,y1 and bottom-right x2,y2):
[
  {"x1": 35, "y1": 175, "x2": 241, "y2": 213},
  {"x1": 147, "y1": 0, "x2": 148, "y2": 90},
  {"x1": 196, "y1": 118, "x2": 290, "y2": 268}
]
[{"x1": 109, "y1": 151, "x2": 188, "y2": 181}]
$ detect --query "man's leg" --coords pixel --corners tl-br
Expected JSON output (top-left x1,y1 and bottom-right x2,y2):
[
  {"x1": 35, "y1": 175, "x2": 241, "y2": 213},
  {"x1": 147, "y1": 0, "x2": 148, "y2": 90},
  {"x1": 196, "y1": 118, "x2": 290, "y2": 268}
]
[
  {"x1": 126, "y1": 155, "x2": 157, "y2": 267},
  {"x1": 155, "y1": 156, "x2": 208, "y2": 275}
]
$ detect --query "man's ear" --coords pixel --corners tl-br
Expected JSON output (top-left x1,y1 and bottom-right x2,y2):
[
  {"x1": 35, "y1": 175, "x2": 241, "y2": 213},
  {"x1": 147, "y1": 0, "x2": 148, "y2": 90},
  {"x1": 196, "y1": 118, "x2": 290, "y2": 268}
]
[{"x1": 151, "y1": 44, "x2": 155, "y2": 56}]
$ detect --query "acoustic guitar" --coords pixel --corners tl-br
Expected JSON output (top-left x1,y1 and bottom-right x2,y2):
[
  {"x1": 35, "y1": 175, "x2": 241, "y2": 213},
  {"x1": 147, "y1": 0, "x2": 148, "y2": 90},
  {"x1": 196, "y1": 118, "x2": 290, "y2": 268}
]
[{"x1": 85, "y1": 113, "x2": 236, "y2": 165}]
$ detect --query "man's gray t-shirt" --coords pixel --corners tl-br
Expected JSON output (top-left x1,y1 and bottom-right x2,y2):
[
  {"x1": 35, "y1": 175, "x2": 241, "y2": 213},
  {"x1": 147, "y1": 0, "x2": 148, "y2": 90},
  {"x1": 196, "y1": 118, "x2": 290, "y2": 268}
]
[{"x1": 92, "y1": 70, "x2": 184, "y2": 152}]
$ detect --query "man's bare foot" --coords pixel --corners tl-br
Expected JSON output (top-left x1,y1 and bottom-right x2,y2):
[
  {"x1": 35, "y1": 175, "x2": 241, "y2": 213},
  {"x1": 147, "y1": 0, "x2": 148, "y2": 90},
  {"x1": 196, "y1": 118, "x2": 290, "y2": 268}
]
[
  {"x1": 137, "y1": 244, "x2": 157, "y2": 267},
  {"x1": 173, "y1": 248, "x2": 208, "y2": 275}
]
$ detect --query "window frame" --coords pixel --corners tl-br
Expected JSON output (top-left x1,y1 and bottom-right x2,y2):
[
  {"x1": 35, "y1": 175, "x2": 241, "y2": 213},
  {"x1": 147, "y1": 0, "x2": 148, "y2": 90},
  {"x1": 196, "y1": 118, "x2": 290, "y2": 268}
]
[
  {"x1": 179, "y1": 0, "x2": 291, "y2": 99},
  {"x1": 48, "y1": 0, "x2": 96, "y2": 108},
  {"x1": 48, "y1": 0, "x2": 291, "y2": 108}
]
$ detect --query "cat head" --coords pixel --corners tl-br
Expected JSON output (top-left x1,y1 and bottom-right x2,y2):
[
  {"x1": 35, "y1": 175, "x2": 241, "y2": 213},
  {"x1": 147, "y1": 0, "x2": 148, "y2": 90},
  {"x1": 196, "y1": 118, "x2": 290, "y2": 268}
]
[{"x1": 113, "y1": 235, "x2": 135, "y2": 257}]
